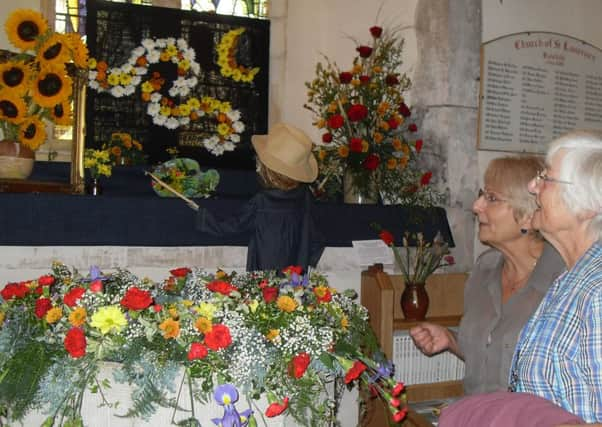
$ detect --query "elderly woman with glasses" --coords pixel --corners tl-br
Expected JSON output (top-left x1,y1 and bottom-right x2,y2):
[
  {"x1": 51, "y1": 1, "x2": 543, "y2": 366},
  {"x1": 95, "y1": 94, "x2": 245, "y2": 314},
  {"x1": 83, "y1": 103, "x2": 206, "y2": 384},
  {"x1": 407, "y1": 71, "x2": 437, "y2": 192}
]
[
  {"x1": 506, "y1": 129, "x2": 602, "y2": 423},
  {"x1": 410, "y1": 155, "x2": 564, "y2": 395}
]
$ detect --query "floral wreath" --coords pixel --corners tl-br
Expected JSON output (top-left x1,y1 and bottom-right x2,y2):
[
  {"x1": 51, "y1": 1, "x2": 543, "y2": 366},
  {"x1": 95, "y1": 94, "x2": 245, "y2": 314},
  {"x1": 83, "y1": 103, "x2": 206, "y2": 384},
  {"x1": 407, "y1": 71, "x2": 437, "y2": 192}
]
[
  {"x1": 216, "y1": 28, "x2": 260, "y2": 83},
  {"x1": 87, "y1": 37, "x2": 246, "y2": 156}
]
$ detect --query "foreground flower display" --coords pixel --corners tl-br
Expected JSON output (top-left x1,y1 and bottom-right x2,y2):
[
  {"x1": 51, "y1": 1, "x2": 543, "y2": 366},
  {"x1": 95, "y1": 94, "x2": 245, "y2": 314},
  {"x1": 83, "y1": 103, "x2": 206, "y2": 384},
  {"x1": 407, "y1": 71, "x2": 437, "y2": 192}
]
[{"x1": 0, "y1": 264, "x2": 406, "y2": 426}]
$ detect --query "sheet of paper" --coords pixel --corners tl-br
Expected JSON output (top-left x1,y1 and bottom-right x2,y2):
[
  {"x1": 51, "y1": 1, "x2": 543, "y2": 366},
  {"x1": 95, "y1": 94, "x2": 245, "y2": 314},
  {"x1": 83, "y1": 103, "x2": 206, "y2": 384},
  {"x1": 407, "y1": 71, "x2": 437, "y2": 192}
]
[{"x1": 352, "y1": 239, "x2": 394, "y2": 267}]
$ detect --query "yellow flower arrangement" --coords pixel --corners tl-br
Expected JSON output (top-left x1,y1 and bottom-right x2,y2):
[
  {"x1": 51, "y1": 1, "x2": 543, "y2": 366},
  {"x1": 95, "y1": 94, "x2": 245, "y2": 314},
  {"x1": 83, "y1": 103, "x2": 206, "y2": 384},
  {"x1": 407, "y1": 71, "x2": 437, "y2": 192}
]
[
  {"x1": 83, "y1": 148, "x2": 112, "y2": 178},
  {"x1": 216, "y1": 28, "x2": 260, "y2": 83},
  {"x1": 0, "y1": 9, "x2": 88, "y2": 152}
]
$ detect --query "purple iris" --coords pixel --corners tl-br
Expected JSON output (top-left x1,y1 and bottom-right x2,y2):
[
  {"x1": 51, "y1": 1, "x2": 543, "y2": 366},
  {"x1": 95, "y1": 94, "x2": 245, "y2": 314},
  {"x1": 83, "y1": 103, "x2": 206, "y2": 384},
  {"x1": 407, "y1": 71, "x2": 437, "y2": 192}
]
[
  {"x1": 288, "y1": 272, "x2": 310, "y2": 288},
  {"x1": 211, "y1": 384, "x2": 253, "y2": 427},
  {"x1": 369, "y1": 359, "x2": 394, "y2": 384}
]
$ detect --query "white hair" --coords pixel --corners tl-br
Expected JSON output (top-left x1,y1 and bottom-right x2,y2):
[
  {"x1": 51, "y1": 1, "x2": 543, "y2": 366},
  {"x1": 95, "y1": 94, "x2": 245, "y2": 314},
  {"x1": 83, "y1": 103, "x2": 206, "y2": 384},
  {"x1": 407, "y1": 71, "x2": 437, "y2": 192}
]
[{"x1": 547, "y1": 129, "x2": 602, "y2": 239}]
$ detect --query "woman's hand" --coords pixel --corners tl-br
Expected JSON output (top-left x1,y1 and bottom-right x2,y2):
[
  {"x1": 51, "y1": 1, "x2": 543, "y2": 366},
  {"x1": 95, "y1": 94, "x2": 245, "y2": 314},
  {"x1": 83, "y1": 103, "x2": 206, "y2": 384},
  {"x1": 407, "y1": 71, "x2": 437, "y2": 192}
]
[{"x1": 409, "y1": 322, "x2": 461, "y2": 357}]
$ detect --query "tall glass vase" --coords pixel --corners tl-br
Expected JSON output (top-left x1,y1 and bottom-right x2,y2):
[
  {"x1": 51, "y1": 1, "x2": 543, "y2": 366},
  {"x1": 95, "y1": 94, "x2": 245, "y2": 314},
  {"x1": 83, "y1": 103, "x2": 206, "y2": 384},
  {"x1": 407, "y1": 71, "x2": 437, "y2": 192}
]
[{"x1": 342, "y1": 169, "x2": 379, "y2": 204}]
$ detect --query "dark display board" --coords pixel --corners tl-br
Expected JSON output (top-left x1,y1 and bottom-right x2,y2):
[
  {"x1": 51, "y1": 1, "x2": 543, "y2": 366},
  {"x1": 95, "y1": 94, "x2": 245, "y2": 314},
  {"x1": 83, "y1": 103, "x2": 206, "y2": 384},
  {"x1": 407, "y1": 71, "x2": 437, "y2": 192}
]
[
  {"x1": 86, "y1": 0, "x2": 269, "y2": 169},
  {"x1": 478, "y1": 32, "x2": 602, "y2": 153}
]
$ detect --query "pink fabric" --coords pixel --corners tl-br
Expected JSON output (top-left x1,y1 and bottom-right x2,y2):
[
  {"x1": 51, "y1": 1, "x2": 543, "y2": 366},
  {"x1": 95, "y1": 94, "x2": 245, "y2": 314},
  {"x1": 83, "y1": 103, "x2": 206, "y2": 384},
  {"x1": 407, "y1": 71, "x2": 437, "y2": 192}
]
[{"x1": 439, "y1": 391, "x2": 585, "y2": 427}]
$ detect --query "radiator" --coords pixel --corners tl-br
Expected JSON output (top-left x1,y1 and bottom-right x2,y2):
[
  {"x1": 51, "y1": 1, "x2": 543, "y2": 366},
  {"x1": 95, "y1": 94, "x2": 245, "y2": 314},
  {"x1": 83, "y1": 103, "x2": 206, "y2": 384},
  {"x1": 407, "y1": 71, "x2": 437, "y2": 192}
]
[{"x1": 392, "y1": 330, "x2": 465, "y2": 385}]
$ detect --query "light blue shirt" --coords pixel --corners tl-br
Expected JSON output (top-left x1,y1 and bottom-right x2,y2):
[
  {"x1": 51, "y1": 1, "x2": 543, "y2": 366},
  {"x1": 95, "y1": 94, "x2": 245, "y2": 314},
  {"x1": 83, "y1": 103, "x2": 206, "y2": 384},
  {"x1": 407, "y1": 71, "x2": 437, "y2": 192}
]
[{"x1": 509, "y1": 241, "x2": 602, "y2": 423}]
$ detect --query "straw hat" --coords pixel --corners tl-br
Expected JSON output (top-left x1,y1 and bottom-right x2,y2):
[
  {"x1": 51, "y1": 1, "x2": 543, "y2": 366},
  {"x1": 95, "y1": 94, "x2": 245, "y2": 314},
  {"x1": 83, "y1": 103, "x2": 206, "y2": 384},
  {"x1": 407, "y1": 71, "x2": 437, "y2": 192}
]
[{"x1": 251, "y1": 123, "x2": 318, "y2": 183}]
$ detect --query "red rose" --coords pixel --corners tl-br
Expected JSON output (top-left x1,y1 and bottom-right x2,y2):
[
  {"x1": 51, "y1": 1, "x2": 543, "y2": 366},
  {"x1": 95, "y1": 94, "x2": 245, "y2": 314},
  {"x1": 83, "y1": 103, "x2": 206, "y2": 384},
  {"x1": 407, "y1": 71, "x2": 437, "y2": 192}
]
[
  {"x1": 338, "y1": 72, "x2": 353, "y2": 84},
  {"x1": 207, "y1": 280, "x2": 238, "y2": 296},
  {"x1": 349, "y1": 137, "x2": 363, "y2": 153},
  {"x1": 35, "y1": 298, "x2": 53, "y2": 319},
  {"x1": 282, "y1": 266, "x2": 303, "y2": 275},
  {"x1": 170, "y1": 267, "x2": 191, "y2": 277},
  {"x1": 347, "y1": 104, "x2": 368, "y2": 122},
  {"x1": 262, "y1": 286, "x2": 279, "y2": 303},
  {"x1": 379, "y1": 230, "x2": 395, "y2": 246},
  {"x1": 359, "y1": 75, "x2": 370, "y2": 85},
  {"x1": 398, "y1": 102, "x2": 411, "y2": 117},
  {"x1": 265, "y1": 397, "x2": 289, "y2": 418},
  {"x1": 64, "y1": 327, "x2": 86, "y2": 358},
  {"x1": 369, "y1": 26, "x2": 383, "y2": 38},
  {"x1": 321, "y1": 132, "x2": 333, "y2": 143},
  {"x1": 1, "y1": 282, "x2": 29, "y2": 300},
  {"x1": 420, "y1": 171, "x2": 433, "y2": 186},
  {"x1": 388, "y1": 117, "x2": 399, "y2": 130},
  {"x1": 204, "y1": 324, "x2": 232, "y2": 351},
  {"x1": 408, "y1": 123, "x2": 418, "y2": 132},
  {"x1": 344, "y1": 360, "x2": 367, "y2": 384},
  {"x1": 89, "y1": 279, "x2": 103, "y2": 293},
  {"x1": 38, "y1": 275, "x2": 55, "y2": 286},
  {"x1": 63, "y1": 287, "x2": 86, "y2": 307},
  {"x1": 327, "y1": 114, "x2": 344, "y2": 129},
  {"x1": 187, "y1": 342, "x2": 208, "y2": 360},
  {"x1": 393, "y1": 408, "x2": 408, "y2": 423},
  {"x1": 120, "y1": 287, "x2": 153, "y2": 311},
  {"x1": 362, "y1": 154, "x2": 380, "y2": 171},
  {"x1": 356, "y1": 45, "x2": 373, "y2": 58},
  {"x1": 385, "y1": 74, "x2": 399, "y2": 86},
  {"x1": 415, "y1": 139, "x2": 423, "y2": 153},
  {"x1": 290, "y1": 352, "x2": 310, "y2": 379}
]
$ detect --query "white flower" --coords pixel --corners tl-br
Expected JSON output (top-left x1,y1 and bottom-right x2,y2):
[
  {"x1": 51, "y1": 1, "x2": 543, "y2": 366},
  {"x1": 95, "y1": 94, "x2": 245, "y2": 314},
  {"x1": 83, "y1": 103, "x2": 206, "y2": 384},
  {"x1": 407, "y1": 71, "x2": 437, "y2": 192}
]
[
  {"x1": 150, "y1": 93, "x2": 162, "y2": 103},
  {"x1": 165, "y1": 117, "x2": 180, "y2": 129},
  {"x1": 141, "y1": 38, "x2": 156, "y2": 50},
  {"x1": 232, "y1": 121, "x2": 245, "y2": 133},
  {"x1": 146, "y1": 51, "x2": 161, "y2": 63},
  {"x1": 227, "y1": 110, "x2": 241, "y2": 122},
  {"x1": 152, "y1": 115, "x2": 167, "y2": 126},
  {"x1": 110, "y1": 86, "x2": 126, "y2": 97}
]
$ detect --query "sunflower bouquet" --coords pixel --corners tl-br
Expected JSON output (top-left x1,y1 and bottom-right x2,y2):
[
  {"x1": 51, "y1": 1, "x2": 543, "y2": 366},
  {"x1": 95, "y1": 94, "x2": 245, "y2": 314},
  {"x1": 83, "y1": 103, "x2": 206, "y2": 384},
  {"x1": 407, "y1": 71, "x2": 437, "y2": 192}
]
[{"x1": 0, "y1": 9, "x2": 88, "y2": 152}]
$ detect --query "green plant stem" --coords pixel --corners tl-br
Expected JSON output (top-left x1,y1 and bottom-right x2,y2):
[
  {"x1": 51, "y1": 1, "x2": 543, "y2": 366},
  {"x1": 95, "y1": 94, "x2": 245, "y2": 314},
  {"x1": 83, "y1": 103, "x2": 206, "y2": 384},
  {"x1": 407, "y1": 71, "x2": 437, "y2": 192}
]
[
  {"x1": 187, "y1": 369, "x2": 195, "y2": 420},
  {"x1": 171, "y1": 369, "x2": 187, "y2": 424}
]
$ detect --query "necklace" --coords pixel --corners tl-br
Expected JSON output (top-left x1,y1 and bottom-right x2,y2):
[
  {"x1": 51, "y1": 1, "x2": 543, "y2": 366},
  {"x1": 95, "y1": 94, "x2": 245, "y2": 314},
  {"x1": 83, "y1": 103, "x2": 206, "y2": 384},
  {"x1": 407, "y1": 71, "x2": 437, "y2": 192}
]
[{"x1": 502, "y1": 258, "x2": 538, "y2": 293}]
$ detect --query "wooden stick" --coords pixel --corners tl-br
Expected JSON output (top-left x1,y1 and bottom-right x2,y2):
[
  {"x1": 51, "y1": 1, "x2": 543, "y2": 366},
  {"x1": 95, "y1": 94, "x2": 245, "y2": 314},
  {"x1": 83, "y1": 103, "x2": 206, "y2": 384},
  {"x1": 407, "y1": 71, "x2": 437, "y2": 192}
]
[{"x1": 145, "y1": 171, "x2": 199, "y2": 211}]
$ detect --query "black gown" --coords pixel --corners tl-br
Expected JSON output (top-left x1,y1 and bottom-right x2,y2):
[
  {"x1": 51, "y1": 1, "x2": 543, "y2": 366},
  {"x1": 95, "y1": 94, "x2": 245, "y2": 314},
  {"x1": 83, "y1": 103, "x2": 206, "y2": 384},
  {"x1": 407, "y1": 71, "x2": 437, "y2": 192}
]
[{"x1": 196, "y1": 185, "x2": 324, "y2": 271}]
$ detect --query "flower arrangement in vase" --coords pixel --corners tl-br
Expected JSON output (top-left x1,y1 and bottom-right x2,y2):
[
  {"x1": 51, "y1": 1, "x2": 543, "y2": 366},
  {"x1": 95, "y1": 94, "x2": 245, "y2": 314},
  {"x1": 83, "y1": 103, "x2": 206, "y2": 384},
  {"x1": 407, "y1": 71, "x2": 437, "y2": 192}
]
[
  {"x1": 375, "y1": 224, "x2": 455, "y2": 320},
  {"x1": 305, "y1": 25, "x2": 440, "y2": 206},
  {"x1": 103, "y1": 132, "x2": 147, "y2": 166},
  {"x1": 83, "y1": 148, "x2": 112, "y2": 195},
  {"x1": 0, "y1": 263, "x2": 408, "y2": 426},
  {"x1": 0, "y1": 8, "x2": 87, "y2": 178}
]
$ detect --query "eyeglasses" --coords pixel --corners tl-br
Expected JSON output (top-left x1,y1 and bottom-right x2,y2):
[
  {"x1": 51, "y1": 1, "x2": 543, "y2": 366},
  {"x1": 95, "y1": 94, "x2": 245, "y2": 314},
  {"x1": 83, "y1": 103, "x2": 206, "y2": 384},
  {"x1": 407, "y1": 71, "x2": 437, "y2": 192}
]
[
  {"x1": 478, "y1": 188, "x2": 507, "y2": 204},
  {"x1": 534, "y1": 169, "x2": 573, "y2": 186}
]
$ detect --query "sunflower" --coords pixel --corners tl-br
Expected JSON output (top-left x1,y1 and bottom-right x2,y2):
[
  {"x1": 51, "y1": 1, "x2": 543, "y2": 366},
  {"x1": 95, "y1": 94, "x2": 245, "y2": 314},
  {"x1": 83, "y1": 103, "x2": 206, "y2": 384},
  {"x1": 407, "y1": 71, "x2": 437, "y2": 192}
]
[
  {"x1": 51, "y1": 99, "x2": 72, "y2": 125},
  {"x1": 37, "y1": 33, "x2": 72, "y2": 66},
  {"x1": 0, "y1": 91, "x2": 27, "y2": 124},
  {"x1": 19, "y1": 117, "x2": 46, "y2": 151},
  {"x1": 66, "y1": 33, "x2": 89, "y2": 68},
  {"x1": 0, "y1": 61, "x2": 31, "y2": 96},
  {"x1": 32, "y1": 63, "x2": 73, "y2": 108},
  {"x1": 5, "y1": 9, "x2": 48, "y2": 51}
]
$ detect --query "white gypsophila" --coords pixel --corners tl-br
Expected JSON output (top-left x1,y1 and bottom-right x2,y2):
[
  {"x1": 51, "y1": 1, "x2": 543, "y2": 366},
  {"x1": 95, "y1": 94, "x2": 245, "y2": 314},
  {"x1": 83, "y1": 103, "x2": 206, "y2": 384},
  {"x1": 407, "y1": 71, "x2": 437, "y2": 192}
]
[
  {"x1": 165, "y1": 117, "x2": 180, "y2": 129},
  {"x1": 181, "y1": 268, "x2": 215, "y2": 302},
  {"x1": 227, "y1": 110, "x2": 241, "y2": 122},
  {"x1": 147, "y1": 102, "x2": 161, "y2": 116},
  {"x1": 232, "y1": 121, "x2": 245, "y2": 133},
  {"x1": 274, "y1": 314, "x2": 333, "y2": 358}
]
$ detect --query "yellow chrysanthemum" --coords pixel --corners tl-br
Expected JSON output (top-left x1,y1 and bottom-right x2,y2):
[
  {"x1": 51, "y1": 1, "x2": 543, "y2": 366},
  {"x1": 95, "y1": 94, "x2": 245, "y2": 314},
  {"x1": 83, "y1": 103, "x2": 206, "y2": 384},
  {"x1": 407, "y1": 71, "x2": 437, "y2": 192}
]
[
  {"x1": 90, "y1": 305, "x2": 127, "y2": 335},
  {"x1": 401, "y1": 144, "x2": 410, "y2": 156},
  {"x1": 51, "y1": 99, "x2": 73, "y2": 126},
  {"x1": 338, "y1": 146, "x2": 349, "y2": 158},
  {"x1": 19, "y1": 117, "x2": 46, "y2": 151},
  {"x1": 373, "y1": 132, "x2": 384, "y2": 144},
  {"x1": 45, "y1": 307, "x2": 63, "y2": 324},
  {"x1": 37, "y1": 33, "x2": 71, "y2": 66},
  {"x1": 187, "y1": 97, "x2": 200, "y2": 109},
  {"x1": 276, "y1": 295, "x2": 298, "y2": 313},
  {"x1": 5, "y1": 9, "x2": 48, "y2": 51},
  {"x1": 0, "y1": 61, "x2": 31, "y2": 96},
  {"x1": 352, "y1": 64, "x2": 363, "y2": 74},
  {"x1": 32, "y1": 64, "x2": 72, "y2": 108},
  {"x1": 265, "y1": 329, "x2": 279, "y2": 341},
  {"x1": 168, "y1": 307, "x2": 179, "y2": 319},
  {"x1": 194, "y1": 302, "x2": 216, "y2": 319},
  {"x1": 107, "y1": 73, "x2": 120, "y2": 86},
  {"x1": 194, "y1": 316, "x2": 213, "y2": 334},
  {"x1": 69, "y1": 307, "x2": 87, "y2": 327},
  {"x1": 217, "y1": 123, "x2": 231, "y2": 136},
  {"x1": 0, "y1": 91, "x2": 27, "y2": 124},
  {"x1": 392, "y1": 138, "x2": 403, "y2": 151},
  {"x1": 399, "y1": 156, "x2": 409, "y2": 169},
  {"x1": 159, "y1": 318, "x2": 180, "y2": 339},
  {"x1": 387, "y1": 158, "x2": 397, "y2": 170}
]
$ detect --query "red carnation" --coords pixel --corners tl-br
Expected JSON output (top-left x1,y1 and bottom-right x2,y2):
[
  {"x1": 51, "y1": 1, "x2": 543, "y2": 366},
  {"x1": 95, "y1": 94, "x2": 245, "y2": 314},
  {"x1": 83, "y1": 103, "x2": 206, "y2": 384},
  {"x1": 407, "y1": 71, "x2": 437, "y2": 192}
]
[
  {"x1": 1, "y1": 282, "x2": 29, "y2": 300},
  {"x1": 327, "y1": 114, "x2": 344, "y2": 129},
  {"x1": 379, "y1": 230, "x2": 395, "y2": 246},
  {"x1": 347, "y1": 104, "x2": 368, "y2": 122},
  {"x1": 369, "y1": 26, "x2": 383, "y2": 38},
  {"x1": 38, "y1": 275, "x2": 55, "y2": 286},
  {"x1": 63, "y1": 287, "x2": 86, "y2": 307},
  {"x1": 188, "y1": 342, "x2": 208, "y2": 360},
  {"x1": 398, "y1": 102, "x2": 411, "y2": 117},
  {"x1": 392, "y1": 382, "x2": 405, "y2": 397},
  {"x1": 408, "y1": 123, "x2": 418, "y2": 132},
  {"x1": 359, "y1": 75, "x2": 370, "y2": 85},
  {"x1": 265, "y1": 397, "x2": 289, "y2": 418},
  {"x1": 35, "y1": 298, "x2": 53, "y2": 319},
  {"x1": 314, "y1": 287, "x2": 332, "y2": 303},
  {"x1": 362, "y1": 154, "x2": 380, "y2": 171},
  {"x1": 415, "y1": 139, "x2": 423, "y2": 153},
  {"x1": 282, "y1": 265, "x2": 303, "y2": 275},
  {"x1": 356, "y1": 45, "x2": 373, "y2": 58},
  {"x1": 349, "y1": 137, "x2": 363, "y2": 153},
  {"x1": 388, "y1": 117, "x2": 399, "y2": 130},
  {"x1": 321, "y1": 132, "x2": 333, "y2": 143},
  {"x1": 420, "y1": 171, "x2": 433, "y2": 186},
  {"x1": 385, "y1": 74, "x2": 399, "y2": 86},
  {"x1": 290, "y1": 352, "x2": 311, "y2": 379},
  {"x1": 344, "y1": 360, "x2": 367, "y2": 384},
  {"x1": 170, "y1": 267, "x2": 191, "y2": 277},
  {"x1": 207, "y1": 280, "x2": 238, "y2": 296},
  {"x1": 262, "y1": 286, "x2": 279, "y2": 303},
  {"x1": 339, "y1": 72, "x2": 353, "y2": 84},
  {"x1": 204, "y1": 324, "x2": 232, "y2": 351},
  {"x1": 120, "y1": 287, "x2": 153, "y2": 311},
  {"x1": 393, "y1": 408, "x2": 408, "y2": 423},
  {"x1": 64, "y1": 327, "x2": 87, "y2": 358}
]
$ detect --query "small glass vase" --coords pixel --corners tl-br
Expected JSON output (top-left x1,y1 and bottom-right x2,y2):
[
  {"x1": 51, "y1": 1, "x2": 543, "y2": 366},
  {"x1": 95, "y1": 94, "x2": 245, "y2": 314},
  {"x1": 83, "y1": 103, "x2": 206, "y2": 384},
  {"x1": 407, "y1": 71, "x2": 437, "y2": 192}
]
[
  {"x1": 400, "y1": 281, "x2": 429, "y2": 321},
  {"x1": 85, "y1": 177, "x2": 103, "y2": 196},
  {"x1": 342, "y1": 169, "x2": 379, "y2": 204}
]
